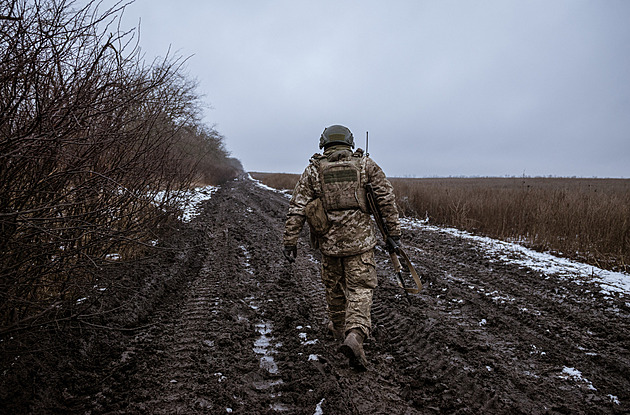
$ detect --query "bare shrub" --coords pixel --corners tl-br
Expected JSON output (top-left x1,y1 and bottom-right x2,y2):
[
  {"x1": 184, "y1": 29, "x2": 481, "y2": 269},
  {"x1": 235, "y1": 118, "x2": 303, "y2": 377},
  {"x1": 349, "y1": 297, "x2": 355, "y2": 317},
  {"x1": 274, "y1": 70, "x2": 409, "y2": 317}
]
[
  {"x1": 391, "y1": 177, "x2": 630, "y2": 272},
  {"x1": 176, "y1": 126, "x2": 244, "y2": 185},
  {"x1": 0, "y1": 0, "x2": 240, "y2": 335}
]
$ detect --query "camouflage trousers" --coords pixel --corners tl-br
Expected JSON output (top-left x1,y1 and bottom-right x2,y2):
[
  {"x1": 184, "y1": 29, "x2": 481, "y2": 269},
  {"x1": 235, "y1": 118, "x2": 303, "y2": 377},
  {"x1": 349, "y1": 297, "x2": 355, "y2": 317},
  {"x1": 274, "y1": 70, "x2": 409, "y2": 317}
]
[{"x1": 321, "y1": 249, "x2": 377, "y2": 338}]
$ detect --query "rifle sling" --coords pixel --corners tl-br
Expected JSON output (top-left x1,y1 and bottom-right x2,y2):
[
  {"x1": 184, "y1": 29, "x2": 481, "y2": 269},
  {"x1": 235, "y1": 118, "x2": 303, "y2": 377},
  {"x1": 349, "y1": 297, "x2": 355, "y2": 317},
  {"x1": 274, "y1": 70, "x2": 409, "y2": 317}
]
[{"x1": 396, "y1": 248, "x2": 422, "y2": 294}]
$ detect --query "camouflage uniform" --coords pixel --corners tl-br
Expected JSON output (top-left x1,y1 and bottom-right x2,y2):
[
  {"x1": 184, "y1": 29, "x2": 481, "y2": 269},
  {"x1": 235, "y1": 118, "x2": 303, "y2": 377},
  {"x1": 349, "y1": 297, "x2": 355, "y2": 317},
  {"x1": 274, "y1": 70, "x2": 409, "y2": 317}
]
[{"x1": 284, "y1": 144, "x2": 400, "y2": 338}]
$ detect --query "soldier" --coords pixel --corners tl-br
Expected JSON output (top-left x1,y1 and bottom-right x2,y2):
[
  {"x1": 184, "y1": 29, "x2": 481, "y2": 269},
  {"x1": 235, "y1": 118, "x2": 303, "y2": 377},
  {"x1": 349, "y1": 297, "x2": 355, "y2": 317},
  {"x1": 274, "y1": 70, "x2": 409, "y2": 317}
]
[{"x1": 283, "y1": 124, "x2": 401, "y2": 370}]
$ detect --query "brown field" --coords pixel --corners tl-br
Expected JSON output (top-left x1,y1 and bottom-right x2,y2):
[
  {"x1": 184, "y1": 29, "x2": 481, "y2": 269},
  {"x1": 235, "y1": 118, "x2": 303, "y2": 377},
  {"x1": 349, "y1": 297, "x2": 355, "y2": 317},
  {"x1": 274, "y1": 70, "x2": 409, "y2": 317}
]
[{"x1": 250, "y1": 172, "x2": 630, "y2": 272}]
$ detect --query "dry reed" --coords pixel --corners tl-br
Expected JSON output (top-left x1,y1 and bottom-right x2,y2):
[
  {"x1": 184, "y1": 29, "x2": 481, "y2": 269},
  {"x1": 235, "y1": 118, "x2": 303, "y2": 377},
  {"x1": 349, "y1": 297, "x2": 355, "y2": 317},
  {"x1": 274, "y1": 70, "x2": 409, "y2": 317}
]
[
  {"x1": 392, "y1": 177, "x2": 629, "y2": 272},
  {"x1": 250, "y1": 172, "x2": 300, "y2": 190}
]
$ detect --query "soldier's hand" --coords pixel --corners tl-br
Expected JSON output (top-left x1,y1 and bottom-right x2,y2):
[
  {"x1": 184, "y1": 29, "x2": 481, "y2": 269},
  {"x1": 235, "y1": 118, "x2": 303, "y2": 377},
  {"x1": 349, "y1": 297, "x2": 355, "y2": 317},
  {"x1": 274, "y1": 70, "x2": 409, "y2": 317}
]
[
  {"x1": 283, "y1": 245, "x2": 297, "y2": 263},
  {"x1": 386, "y1": 236, "x2": 401, "y2": 254}
]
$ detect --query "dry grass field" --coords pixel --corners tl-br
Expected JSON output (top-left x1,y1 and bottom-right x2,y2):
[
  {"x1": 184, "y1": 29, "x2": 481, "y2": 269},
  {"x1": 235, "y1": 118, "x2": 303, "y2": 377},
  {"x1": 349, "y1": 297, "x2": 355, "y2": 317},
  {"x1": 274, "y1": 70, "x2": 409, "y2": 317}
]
[{"x1": 251, "y1": 172, "x2": 630, "y2": 272}]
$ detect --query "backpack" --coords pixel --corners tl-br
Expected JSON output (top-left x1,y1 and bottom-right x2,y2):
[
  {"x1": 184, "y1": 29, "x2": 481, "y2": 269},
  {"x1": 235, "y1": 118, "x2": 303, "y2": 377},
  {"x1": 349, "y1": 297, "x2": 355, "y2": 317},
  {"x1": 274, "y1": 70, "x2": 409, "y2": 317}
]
[{"x1": 316, "y1": 149, "x2": 368, "y2": 213}]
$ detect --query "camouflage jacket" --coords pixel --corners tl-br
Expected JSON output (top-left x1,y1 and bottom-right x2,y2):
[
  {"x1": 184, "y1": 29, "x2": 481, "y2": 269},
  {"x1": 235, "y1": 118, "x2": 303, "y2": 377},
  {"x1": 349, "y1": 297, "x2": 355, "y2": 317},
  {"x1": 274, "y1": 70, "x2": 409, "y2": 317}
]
[{"x1": 284, "y1": 145, "x2": 400, "y2": 257}]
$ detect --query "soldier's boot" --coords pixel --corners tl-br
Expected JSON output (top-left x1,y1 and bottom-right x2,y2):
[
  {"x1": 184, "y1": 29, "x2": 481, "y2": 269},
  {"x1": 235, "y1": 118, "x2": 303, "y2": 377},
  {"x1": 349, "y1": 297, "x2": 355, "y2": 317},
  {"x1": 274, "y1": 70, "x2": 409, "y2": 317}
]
[
  {"x1": 339, "y1": 329, "x2": 369, "y2": 370},
  {"x1": 327, "y1": 321, "x2": 344, "y2": 341}
]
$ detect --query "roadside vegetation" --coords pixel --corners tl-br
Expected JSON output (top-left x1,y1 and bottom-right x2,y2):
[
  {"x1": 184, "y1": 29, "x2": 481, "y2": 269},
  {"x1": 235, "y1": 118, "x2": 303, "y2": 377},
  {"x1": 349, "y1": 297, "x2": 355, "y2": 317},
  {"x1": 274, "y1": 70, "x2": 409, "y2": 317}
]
[
  {"x1": 251, "y1": 173, "x2": 630, "y2": 273},
  {"x1": 1, "y1": 0, "x2": 242, "y2": 340}
]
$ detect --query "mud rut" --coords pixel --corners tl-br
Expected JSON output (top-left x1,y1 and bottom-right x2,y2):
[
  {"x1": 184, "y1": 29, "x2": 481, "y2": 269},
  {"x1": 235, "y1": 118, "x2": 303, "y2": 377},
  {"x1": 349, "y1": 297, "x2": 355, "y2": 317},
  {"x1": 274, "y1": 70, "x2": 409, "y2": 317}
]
[{"x1": 82, "y1": 178, "x2": 629, "y2": 414}]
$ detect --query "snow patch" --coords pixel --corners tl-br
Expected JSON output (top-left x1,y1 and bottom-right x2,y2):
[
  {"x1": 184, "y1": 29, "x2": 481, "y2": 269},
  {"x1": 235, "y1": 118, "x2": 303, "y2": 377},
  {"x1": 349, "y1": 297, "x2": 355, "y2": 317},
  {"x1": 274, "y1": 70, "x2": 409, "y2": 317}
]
[
  {"x1": 400, "y1": 218, "x2": 630, "y2": 296},
  {"x1": 299, "y1": 330, "x2": 319, "y2": 346},
  {"x1": 529, "y1": 345, "x2": 546, "y2": 356},
  {"x1": 314, "y1": 398, "x2": 325, "y2": 415},
  {"x1": 253, "y1": 321, "x2": 280, "y2": 375},
  {"x1": 560, "y1": 367, "x2": 596, "y2": 391},
  {"x1": 239, "y1": 245, "x2": 254, "y2": 274},
  {"x1": 247, "y1": 174, "x2": 292, "y2": 198},
  {"x1": 158, "y1": 185, "x2": 218, "y2": 223}
]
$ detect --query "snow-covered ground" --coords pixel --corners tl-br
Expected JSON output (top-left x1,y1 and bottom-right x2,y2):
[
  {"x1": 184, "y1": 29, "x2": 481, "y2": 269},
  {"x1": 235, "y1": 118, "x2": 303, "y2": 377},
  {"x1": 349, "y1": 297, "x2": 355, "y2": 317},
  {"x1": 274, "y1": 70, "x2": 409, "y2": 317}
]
[
  {"x1": 247, "y1": 174, "x2": 292, "y2": 198},
  {"x1": 400, "y1": 217, "x2": 630, "y2": 297},
  {"x1": 176, "y1": 174, "x2": 290, "y2": 221},
  {"x1": 151, "y1": 185, "x2": 219, "y2": 223},
  {"x1": 179, "y1": 185, "x2": 219, "y2": 222}
]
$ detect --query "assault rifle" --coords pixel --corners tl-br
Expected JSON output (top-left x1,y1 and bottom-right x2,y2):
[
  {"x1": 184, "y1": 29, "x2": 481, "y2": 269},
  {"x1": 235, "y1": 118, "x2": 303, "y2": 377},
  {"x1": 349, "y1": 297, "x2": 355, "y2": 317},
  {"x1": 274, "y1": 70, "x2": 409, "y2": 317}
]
[{"x1": 364, "y1": 139, "x2": 422, "y2": 295}]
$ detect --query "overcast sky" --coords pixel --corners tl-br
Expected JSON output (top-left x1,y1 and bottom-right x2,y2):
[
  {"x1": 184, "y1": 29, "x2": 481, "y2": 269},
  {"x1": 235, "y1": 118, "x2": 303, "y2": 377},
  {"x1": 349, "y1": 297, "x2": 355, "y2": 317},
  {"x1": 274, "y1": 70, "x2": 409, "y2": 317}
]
[{"x1": 104, "y1": 0, "x2": 630, "y2": 178}]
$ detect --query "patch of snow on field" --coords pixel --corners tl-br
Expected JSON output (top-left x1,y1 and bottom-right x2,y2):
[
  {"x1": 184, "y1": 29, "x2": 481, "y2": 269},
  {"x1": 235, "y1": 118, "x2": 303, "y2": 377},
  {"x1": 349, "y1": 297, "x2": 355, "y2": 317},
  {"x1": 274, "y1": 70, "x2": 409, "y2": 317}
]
[
  {"x1": 400, "y1": 218, "x2": 630, "y2": 296},
  {"x1": 609, "y1": 395, "x2": 621, "y2": 405},
  {"x1": 560, "y1": 367, "x2": 597, "y2": 391},
  {"x1": 298, "y1": 327, "x2": 319, "y2": 346},
  {"x1": 247, "y1": 174, "x2": 293, "y2": 198},
  {"x1": 181, "y1": 185, "x2": 219, "y2": 222},
  {"x1": 153, "y1": 185, "x2": 218, "y2": 223},
  {"x1": 306, "y1": 253, "x2": 320, "y2": 264},
  {"x1": 314, "y1": 398, "x2": 325, "y2": 415}
]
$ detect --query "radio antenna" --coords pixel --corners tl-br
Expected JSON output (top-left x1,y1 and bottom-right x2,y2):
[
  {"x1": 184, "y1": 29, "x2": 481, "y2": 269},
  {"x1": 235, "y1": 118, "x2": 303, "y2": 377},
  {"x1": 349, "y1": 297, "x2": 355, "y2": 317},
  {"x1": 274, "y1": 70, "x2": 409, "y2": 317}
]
[{"x1": 365, "y1": 131, "x2": 369, "y2": 156}]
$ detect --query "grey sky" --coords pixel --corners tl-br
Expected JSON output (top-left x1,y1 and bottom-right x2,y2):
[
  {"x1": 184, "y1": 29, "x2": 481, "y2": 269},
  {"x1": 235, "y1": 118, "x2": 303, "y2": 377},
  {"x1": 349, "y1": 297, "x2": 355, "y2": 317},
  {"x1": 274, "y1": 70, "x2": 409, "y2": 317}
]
[{"x1": 105, "y1": 0, "x2": 630, "y2": 177}]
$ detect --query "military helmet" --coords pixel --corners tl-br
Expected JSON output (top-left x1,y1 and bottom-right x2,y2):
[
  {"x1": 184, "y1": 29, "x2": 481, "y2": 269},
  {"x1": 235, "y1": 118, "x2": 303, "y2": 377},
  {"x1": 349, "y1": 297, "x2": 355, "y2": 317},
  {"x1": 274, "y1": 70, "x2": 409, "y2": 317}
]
[{"x1": 319, "y1": 124, "x2": 354, "y2": 149}]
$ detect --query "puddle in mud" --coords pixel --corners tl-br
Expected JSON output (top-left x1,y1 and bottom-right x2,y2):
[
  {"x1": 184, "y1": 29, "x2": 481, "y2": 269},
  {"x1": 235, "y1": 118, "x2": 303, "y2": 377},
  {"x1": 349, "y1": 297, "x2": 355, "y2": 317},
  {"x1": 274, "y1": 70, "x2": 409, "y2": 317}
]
[
  {"x1": 253, "y1": 321, "x2": 280, "y2": 374},
  {"x1": 252, "y1": 320, "x2": 291, "y2": 411}
]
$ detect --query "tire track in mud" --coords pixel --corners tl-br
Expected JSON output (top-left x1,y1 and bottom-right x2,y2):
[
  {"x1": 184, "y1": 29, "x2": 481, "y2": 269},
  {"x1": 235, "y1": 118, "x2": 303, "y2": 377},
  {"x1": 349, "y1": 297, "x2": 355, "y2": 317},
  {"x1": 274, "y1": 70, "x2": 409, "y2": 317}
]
[
  {"x1": 393, "y1": 227, "x2": 630, "y2": 413},
  {"x1": 84, "y1": 177, "x2": 629, "y2": 414},
  {"x1": 192, "y1": 179, "x2": 425, "y2": 414}
]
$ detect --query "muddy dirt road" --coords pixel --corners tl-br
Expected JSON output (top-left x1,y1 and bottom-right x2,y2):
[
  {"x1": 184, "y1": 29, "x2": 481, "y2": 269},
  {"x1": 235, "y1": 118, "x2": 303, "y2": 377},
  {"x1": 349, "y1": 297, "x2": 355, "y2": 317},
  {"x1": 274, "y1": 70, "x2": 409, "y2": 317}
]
[{"x1": 70, "y1": 177, "x2": 630, "y2": 414}]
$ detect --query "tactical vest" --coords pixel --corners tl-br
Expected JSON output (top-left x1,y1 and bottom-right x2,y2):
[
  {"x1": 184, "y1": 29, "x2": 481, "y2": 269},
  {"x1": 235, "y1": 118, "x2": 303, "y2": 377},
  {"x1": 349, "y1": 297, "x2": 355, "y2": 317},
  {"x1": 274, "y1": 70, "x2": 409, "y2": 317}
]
[{"x1": 315, "y1": 150, "x2": 368, "y2": 213}]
